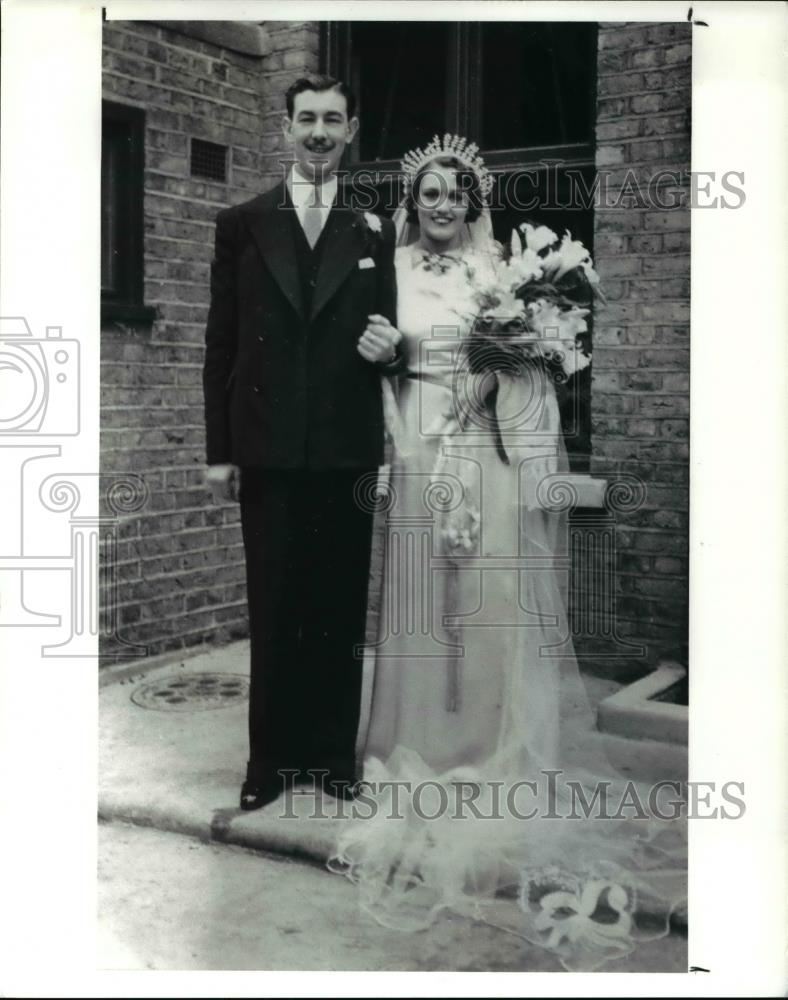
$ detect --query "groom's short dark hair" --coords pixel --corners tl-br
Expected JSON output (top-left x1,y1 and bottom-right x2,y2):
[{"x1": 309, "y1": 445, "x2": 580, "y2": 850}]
[{"x1": 285, "y1": 74, "x2": 357, "y2": 119}]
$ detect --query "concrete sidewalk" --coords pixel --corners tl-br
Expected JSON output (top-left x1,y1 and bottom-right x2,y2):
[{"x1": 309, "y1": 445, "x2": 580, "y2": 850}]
[
  {"x1": 100, "y1": 641, "x2": 344, "y2": 863},
  {"x1": 99, "y1": 638, "x2": 688, "y2": 874}
]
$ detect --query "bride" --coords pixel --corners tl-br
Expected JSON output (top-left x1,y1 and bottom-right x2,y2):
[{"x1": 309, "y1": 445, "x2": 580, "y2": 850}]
[{"x1": 329, "y1": 135, "x2": 687, "y2": 971}]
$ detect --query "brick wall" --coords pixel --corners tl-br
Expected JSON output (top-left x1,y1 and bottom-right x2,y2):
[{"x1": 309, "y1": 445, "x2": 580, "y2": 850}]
[
  {"x1": 100, "y1": 18, "x2": 691, "y2": 675},
  {"x1": 100, "y1": 21, "x2": 319, "y2": 660},
  {"x1": 589, "y1": 21, "x2": 691, "y2": 674},
  {"x1": 257, "y1": 22, "x2": 320, "y2": 183}
]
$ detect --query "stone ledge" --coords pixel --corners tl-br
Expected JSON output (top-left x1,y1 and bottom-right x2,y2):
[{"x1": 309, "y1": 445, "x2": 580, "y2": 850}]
[
  {"x1": 597, "y1": 660, "x2": 688, "y2": 745},
  {"x1": 150, "y1": 21, "x2": 272, "y2": 58}
]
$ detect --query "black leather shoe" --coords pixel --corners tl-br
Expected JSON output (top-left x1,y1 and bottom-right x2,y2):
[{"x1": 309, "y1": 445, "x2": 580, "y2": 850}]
[{"x1": 239, "y1": 778, "x2": 281, "y2": 811}]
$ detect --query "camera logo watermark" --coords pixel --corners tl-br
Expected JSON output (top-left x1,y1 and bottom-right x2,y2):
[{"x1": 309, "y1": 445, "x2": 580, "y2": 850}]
[
  {"x1": 0, "y1": 316, "x2": 147, "y2": 658},
  {"x1": 356, "y1": 326, "x2": 648, "y2": 668},
  {"x1": 0, "y1": 317, "x2": 80, "y2": 435}
]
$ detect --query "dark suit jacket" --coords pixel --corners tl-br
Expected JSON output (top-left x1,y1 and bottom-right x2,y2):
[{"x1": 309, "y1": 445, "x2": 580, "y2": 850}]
[{"x1": 203, "y1": 181, "x2": 399, "y2": 470}]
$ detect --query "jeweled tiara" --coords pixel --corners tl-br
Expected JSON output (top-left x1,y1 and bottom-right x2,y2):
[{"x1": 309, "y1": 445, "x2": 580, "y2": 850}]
[{"x1": 401, "y1": 133, "x2": 494, "y2": 201}]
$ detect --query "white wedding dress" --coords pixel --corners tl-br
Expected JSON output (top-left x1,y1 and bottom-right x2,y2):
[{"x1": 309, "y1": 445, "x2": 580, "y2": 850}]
[{"x1": 328, "y1": 243, "x2": 687, "y2": 971}]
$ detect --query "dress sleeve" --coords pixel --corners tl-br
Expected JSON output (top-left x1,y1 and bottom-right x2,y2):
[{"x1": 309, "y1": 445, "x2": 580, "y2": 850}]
[{"x1": 373, "y1": 219, "x2": 408, "y2": 375}]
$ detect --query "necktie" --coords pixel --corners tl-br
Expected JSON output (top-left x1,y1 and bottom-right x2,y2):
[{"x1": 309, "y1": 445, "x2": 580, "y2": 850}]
[{"x1": 302, "y1": 202, "x2": 324, "y2": 250}]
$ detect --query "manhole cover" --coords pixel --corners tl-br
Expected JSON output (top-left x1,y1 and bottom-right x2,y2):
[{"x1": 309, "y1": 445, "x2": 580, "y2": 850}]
[{"x1": 131, "y1": 672, "x2": 249, "y2": 712}]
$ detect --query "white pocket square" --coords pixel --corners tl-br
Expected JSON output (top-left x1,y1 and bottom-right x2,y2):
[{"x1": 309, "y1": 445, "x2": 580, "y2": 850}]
[{"x1": 358, "y1": 257, "x2": 376, "y2": 270}]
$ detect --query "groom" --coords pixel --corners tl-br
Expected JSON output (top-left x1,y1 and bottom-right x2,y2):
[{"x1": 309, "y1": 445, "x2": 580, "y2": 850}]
[{"x1": 203, "y1": 75, "x2": 401, "y2": 810}]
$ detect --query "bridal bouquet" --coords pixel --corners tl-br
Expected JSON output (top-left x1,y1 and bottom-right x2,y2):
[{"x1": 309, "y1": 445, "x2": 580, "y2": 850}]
[
  {"x1": 464, "y1": 223, "x2": 601, "y2": 382},
  {"x1": 430, "y1": 225, "x2": 604, "y2": 553},
  {"x1": 431, "y1": 226, "x2": 602, "y2": 478}
]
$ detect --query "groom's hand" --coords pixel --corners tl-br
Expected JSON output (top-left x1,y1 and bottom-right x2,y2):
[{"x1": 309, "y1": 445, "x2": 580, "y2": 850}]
[
  {"x1": 358, "y1": 314, "x2": 401, "y2": 364},
  {"x1": 205, "y1": 464, "x2": 241, "y2": 503}
]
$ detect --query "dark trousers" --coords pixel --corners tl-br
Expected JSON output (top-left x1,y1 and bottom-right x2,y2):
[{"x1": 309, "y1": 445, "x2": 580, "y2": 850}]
[{"x1": 239, "y1": 468, "x2": 375, "y2": 783}]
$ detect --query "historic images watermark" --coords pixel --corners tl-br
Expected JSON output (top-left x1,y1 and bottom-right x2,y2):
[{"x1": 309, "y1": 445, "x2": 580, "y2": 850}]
[
  {"x1": 275, "y1": 770, "x2": 745, "y2": 822},
  {"x1": 280, "y1": 162, "x2": 746, "y2": 214}
]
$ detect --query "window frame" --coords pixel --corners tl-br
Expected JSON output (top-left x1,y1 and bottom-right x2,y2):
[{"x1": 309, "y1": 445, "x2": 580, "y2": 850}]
[
  {"x1": 101, "y1": 100, "x2": 156, "y2": 326},
  {"x1": 320, "y1": 21, "x2": 597, "y2": 176}
]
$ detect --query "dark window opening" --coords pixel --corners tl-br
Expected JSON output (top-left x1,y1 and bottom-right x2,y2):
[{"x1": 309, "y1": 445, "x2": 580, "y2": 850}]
[
  {"x1": 190, "y1": 138, "x2": 228, "y2": 183},
  {"x1": 350, "y1": 22, "x2": 452, "y2": 162},
  {"x1": 101, "y1": 101, "x2": 155, "y2": 326},
  {"x1": 480, "y1": 22, "x2": 596, "y2": 151}
]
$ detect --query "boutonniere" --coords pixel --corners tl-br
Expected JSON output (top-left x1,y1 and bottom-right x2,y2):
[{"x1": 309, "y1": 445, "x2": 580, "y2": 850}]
[{"x1": 363, "y1": 211, "x2": 383, "y2": 235}]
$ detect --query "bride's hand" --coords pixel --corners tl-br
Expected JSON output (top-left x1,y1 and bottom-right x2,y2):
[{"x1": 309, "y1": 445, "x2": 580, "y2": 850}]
[{"x1": 358, "y1": 314, "x2": 402, "y2": 363}]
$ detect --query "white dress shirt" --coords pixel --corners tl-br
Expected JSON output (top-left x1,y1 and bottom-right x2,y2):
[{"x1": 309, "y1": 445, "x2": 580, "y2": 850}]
[{"x1": 287, "y1": 166, "x2": 338, "y2": 239}]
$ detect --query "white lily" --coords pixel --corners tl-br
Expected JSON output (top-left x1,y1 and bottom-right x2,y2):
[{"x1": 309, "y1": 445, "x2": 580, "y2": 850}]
[
  {"x1": 510, "y1": 227, "x2": 523, "y2": 259},
  {"x1": 526, "y1": 299, "x2": 565, "y2": 339},
  {"x1": 556, "y1": 305, "x2": 590, "y2": 340},
  {"x1": 532, "y1": 880, "x2": 632, "y2": 950},
  {"x1": 475, "y1": 282, "x2": 526, "y2": 323},
  {"x1": 506, "y1": 247, "x2": 543, "y2": 287},
  {"x1": 520, "y1": 222, "x2": 559, "y2": 254},
  {"x1": 541, "y1": 230, "x2": 593, "y2": 282},
  {"x1": 526, "y1": 300, "x2": 591, "y2": 377}
]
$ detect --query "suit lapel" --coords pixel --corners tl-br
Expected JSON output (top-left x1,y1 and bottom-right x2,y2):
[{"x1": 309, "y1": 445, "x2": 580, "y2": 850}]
[
  {"x1": 310, "y1": 206, "x2": 367, "y2": 322},
  {"x1": 241, "y1": 182, "x2": 304, "y2": 320}
]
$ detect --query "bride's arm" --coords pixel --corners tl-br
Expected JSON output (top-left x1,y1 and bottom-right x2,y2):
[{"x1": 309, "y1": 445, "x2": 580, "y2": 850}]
[
  {"x1": 372, "y1": 218, "x2": 407, "y2": 374},
  {"x1": 357, "y1": 221, "x2": 406, "y2": 372}
]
